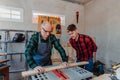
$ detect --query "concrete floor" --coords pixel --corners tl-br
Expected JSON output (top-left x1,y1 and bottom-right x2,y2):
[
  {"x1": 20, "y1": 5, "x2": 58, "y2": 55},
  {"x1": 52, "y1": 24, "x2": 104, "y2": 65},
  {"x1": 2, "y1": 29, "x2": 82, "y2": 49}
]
[{"x1": 10, "y1": 72, "x2": 25, "y2": 80}]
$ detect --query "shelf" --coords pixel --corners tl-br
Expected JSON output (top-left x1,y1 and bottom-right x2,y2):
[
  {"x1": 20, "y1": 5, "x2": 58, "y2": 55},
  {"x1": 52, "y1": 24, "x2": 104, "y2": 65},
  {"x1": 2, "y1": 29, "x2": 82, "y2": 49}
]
[
  {"x1": 0, "y1": 41, "x2": 25, "y2": 43},
  {"x1": 0, "y1": 29, "x2": 36, "y2": 73},
  {"x1": 0, "y1": 29, "x2": 36, "y2": 32},
  {"x1": 7, "y1": 53, "x2": 24, "y2": 55}
]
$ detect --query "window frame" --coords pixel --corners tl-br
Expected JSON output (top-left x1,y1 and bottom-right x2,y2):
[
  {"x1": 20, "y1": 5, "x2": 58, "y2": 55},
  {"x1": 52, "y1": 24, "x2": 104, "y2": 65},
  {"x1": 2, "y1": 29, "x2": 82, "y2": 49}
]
[
  {"x1": 32, "y1": 11, "x2": 65, "y2": 26},
  {"x1": 0, "y1": 6, "x2": 23, "y2": 22}
]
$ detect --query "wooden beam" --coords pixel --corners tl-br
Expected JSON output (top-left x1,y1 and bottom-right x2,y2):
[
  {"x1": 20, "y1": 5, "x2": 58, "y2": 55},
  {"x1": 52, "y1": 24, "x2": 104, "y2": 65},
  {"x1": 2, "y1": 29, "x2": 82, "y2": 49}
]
[{"x1": 21, "y1": 61, "x2": 88, "y2": 77}]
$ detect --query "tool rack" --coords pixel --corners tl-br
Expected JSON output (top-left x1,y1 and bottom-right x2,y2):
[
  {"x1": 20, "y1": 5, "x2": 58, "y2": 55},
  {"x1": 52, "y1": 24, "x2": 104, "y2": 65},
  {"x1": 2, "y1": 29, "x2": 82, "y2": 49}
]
[{"x1": 0, "y1": 29, "x2": 36, "y2": 72}]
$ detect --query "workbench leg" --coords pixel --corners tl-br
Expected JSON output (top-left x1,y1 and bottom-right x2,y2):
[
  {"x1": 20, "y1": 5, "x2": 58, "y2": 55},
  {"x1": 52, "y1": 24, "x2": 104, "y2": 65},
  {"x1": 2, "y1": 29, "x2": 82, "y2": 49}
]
[{"x1": 4, "y1": 67, "x2": 9, "y2": 80}]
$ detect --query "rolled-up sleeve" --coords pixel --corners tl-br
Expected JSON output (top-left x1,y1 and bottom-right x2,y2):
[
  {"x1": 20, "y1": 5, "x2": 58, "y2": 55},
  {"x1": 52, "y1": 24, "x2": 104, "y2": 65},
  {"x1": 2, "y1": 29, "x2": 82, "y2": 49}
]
[
  {"x1": 51, "y1": 35, "x2": 68, "y2": 62},
  {"x1": 24, "y1": 33, "x2": 38, "y2": 69}
]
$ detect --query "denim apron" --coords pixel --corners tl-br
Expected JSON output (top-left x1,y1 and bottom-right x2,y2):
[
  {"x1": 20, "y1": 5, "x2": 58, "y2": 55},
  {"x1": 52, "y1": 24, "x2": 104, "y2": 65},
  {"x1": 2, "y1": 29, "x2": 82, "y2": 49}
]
[{"x1": 33, "y1": 33, "x2": 52, "y2": 66}]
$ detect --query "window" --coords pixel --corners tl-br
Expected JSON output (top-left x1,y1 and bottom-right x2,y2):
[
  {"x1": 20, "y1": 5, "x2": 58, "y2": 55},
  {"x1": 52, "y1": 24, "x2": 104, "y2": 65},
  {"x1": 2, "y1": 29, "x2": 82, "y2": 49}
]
[
  {"x1": 32, "y1": 11, "x2": 65, "y2": 26},
  {"x1": 0, "y1": 6, "x2": 23, "y2": 22}
]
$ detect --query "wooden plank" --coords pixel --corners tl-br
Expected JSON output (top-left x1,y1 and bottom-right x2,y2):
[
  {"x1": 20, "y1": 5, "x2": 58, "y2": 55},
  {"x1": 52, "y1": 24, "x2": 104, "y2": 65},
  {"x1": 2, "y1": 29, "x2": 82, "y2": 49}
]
[
  {"x1": 0, "y1": 65, "x2": 9, "y2": 70},
  {"x1": 0, "y1": 59, "x2": 9, "y2": 64},
  {"x1": 21, "y1": 61, "x2": 88, "y2": 77},
  {"x1": 0, "y1": 53, "x2": 7, "y2": 56}
]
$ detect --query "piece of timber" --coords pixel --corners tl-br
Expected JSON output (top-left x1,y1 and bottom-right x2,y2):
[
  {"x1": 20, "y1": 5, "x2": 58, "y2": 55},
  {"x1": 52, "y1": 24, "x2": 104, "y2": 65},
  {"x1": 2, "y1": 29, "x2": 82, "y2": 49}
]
[
  {"x1": 21, "y1": 61, "x2": 88, "y2": 77},
  {"x1": 0, "y1": 53, "x2": 7, "y2": 56},
  {"x1": 0, "y1": 59, "x2": 9, "y2": 64}
]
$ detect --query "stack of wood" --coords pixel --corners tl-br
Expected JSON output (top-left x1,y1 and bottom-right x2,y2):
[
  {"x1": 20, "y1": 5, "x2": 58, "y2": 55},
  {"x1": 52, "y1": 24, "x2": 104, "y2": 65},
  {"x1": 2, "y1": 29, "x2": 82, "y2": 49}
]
[{"x1": 51, "y1": 43, "x2": 76, "y2": 64}]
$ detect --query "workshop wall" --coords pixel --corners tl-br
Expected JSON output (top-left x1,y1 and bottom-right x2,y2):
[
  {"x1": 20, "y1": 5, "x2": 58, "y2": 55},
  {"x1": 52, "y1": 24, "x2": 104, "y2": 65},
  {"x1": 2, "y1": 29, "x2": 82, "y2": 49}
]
[
  {"x1": 85, "y1": 0, "x2": 120, "y2": 68},
  {"x1": 0, "y1": 0, "x2": 85, "y2": 43}
]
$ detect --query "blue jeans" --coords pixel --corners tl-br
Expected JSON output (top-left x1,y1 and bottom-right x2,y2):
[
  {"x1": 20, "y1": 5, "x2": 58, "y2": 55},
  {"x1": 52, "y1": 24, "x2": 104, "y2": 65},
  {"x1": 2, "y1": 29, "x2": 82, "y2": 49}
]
[
  {"x1": 76, "y1": 59, "x2": 93, "y2": 72},
  {"x1": 76, "y1": 59, "x2": 93, "y2": 80}
]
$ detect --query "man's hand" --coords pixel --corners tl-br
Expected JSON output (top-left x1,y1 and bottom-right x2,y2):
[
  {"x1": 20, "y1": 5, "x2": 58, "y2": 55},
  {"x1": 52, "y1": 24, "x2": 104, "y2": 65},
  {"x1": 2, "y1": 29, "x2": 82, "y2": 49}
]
[
  {"x1": 34, "y1": 66, "x2": 45, "y2": 73},
  {"x1": 60, "y1": 62, "x2": 69, "y2": 68}
]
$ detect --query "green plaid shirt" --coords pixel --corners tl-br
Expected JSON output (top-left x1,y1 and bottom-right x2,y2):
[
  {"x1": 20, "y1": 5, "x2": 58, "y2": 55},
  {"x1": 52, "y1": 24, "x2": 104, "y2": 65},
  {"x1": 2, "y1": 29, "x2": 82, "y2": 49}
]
[{"x1": 25, "y1": 32, "x2": 68, "y2": 69}]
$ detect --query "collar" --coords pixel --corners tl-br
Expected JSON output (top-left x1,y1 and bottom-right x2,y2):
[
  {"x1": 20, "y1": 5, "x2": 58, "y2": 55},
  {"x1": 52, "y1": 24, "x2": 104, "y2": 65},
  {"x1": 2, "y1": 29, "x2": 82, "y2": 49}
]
[{"x1": 39, "y1": 32, "x2": 49, "y2": 41}]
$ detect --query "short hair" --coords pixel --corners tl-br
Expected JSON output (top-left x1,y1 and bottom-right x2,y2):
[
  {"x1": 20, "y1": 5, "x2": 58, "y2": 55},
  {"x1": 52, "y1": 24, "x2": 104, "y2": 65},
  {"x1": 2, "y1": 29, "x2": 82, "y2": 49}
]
[{"x1": 67, "y1": 24, "x2": 77, "y2": 32}]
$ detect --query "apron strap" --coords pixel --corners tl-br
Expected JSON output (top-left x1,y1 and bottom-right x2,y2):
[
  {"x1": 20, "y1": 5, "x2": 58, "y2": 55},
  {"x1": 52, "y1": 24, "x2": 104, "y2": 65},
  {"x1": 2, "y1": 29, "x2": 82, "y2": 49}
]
[{"x1": 38, "y1": 33, "x2": 51, "y2": 49}]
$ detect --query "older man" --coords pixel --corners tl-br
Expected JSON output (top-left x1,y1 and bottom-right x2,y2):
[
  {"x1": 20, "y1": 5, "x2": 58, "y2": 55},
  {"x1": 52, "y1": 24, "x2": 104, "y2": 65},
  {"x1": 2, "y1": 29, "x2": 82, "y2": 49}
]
[{"x1": 25, "y1": 21, "x2": 68, "y2": 73}]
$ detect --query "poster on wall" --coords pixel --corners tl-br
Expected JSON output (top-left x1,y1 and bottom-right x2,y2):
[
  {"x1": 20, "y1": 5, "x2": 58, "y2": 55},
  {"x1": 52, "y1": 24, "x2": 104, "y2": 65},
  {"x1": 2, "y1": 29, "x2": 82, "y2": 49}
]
[{"x1": 38, "y1": 16, "x2": 61, "y2": 38}]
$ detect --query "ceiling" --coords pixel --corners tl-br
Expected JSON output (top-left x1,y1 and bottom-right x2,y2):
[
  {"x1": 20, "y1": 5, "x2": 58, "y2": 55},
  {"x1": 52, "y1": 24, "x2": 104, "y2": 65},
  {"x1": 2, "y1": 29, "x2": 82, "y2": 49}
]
[{"x1": 62, "y1": 0, "x2": 92, "y2": 5}]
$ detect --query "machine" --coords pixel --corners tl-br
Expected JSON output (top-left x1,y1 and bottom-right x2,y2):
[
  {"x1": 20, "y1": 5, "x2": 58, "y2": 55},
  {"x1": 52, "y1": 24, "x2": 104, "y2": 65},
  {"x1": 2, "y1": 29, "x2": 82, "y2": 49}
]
[{"x1": 110, "y1": 63, "x2": 120, "y2": 80}]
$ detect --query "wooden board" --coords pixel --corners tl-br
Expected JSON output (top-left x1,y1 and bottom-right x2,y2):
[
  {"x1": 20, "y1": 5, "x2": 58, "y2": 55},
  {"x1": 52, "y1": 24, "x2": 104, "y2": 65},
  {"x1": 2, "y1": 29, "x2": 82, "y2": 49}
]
[
  {"x1": 22, "y1": 61, "x2": 89, "y2": 77},
  {"x1": 0, "y1": 59, "x2": 9, "y2": 64}
]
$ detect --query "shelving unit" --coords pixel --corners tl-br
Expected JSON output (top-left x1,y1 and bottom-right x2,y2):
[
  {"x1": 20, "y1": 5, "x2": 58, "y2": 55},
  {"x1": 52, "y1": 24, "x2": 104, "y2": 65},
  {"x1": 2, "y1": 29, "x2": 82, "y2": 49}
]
[{"x1": 0, "y1": 29, "x2": 36, "y2": 72}]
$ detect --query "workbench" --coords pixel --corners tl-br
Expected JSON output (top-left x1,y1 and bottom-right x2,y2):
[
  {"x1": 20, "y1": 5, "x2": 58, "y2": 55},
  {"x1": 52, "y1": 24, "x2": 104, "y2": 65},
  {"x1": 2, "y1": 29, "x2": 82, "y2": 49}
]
[{"x1": 0, "y1": 59, "x2": 10, "y2": 80}]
